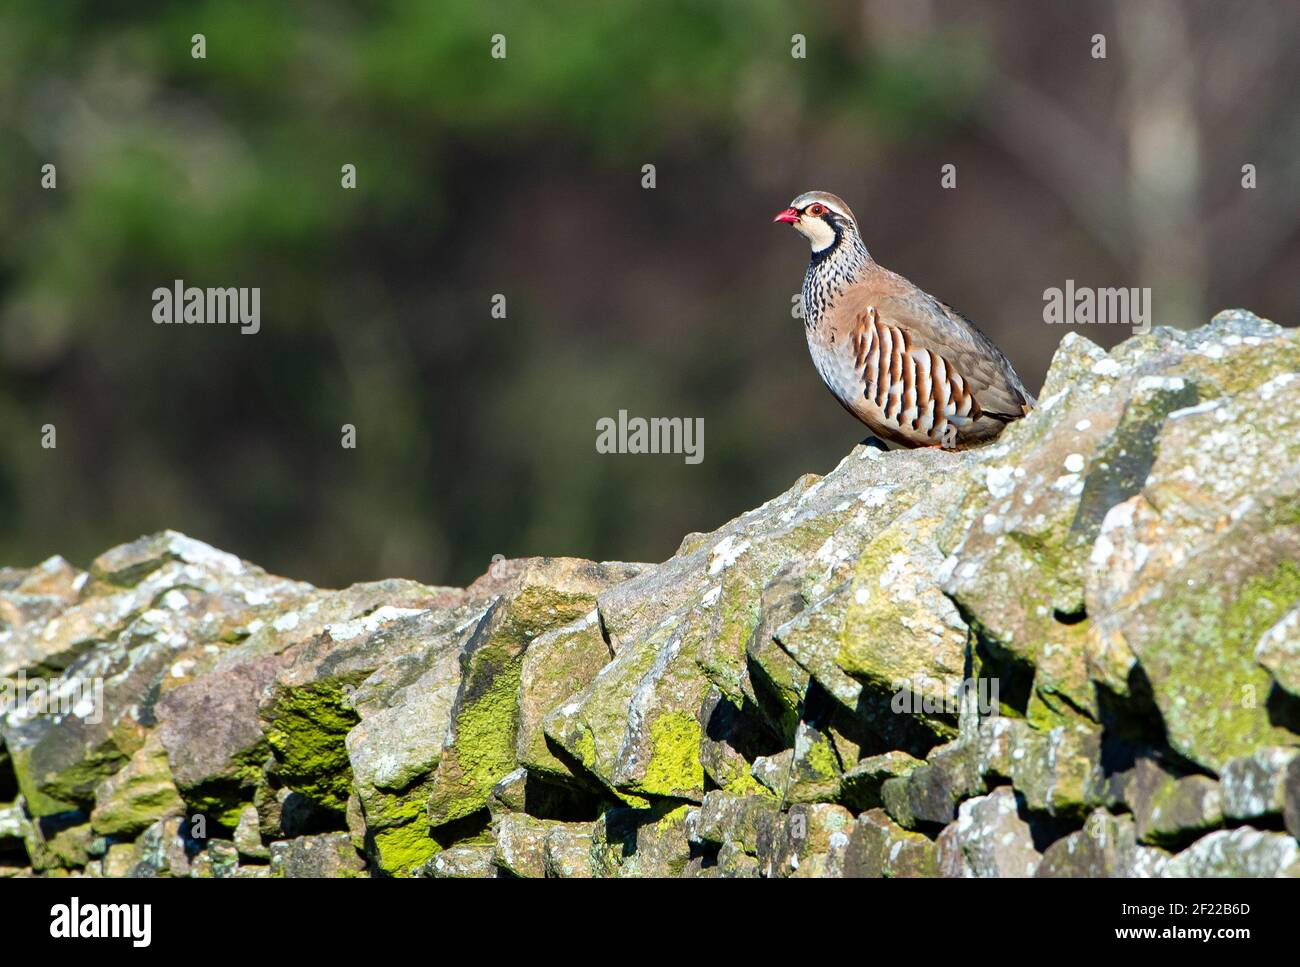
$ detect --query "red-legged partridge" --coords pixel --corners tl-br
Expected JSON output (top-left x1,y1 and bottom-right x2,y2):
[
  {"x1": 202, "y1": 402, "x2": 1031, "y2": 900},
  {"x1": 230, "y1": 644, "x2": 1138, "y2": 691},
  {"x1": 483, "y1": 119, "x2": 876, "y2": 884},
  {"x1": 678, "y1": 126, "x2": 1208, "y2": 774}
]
[{"x1": 775, "y1": 190, "x2": 1035, "y2": 450}]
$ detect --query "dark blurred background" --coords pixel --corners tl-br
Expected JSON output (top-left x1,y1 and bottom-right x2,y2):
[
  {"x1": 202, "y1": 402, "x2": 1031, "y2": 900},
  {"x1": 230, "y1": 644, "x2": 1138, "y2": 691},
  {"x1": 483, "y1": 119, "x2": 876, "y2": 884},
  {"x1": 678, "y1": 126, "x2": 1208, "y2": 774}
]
[{"x1": 2, "y1": 0, "x2": 1298, "y2": 587}]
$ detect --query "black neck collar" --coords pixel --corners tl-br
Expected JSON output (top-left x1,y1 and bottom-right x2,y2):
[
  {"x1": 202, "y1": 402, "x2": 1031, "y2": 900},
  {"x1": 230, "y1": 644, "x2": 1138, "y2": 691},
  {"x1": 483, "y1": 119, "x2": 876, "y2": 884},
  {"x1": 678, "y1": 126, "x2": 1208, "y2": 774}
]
[{"x1": 807, "y1": 222, "x2": 843, "y2": 267}]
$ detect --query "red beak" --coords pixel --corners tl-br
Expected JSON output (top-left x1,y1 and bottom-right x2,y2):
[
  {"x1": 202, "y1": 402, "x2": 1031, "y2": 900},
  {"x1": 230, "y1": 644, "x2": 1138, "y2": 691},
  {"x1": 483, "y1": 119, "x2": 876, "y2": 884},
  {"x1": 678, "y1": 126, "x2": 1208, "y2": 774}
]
[{"x1": 772, "y1": 207, "x2": 799, "y2": 224}]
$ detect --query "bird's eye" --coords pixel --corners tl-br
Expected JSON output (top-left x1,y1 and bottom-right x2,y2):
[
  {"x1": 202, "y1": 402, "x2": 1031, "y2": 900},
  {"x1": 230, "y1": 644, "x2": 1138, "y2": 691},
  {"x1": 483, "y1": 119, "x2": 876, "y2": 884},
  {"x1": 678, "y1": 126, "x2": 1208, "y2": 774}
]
[{"x1": 807, "y1": 204, "x2": 826, "y2": 216}]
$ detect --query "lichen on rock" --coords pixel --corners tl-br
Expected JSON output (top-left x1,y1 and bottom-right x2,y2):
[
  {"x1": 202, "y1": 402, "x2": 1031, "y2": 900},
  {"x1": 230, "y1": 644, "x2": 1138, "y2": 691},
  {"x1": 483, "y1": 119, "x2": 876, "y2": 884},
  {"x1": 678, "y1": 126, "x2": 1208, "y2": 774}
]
[{"x1": 1, "y1": 310, "x2": 1298, "y2": 877}]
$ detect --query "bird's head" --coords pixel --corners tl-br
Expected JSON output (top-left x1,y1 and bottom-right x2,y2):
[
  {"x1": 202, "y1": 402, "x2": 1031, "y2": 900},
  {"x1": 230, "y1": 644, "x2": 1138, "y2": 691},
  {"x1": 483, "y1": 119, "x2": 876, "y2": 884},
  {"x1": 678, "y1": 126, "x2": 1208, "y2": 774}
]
[{"x1": 773, "y1": 190, "x2": 859, "y2": 255}]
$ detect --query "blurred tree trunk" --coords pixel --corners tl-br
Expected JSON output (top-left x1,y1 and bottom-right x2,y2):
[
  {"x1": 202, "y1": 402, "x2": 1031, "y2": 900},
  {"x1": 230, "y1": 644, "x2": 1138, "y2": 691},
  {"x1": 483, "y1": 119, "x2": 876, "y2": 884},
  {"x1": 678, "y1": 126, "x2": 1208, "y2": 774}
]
[
  {"x1": 862, "y1": 0, "x2": 1300, "y2": 330},
  {"x1": 1118, "y1": 0, "x2": 1206, "y2": 327}
]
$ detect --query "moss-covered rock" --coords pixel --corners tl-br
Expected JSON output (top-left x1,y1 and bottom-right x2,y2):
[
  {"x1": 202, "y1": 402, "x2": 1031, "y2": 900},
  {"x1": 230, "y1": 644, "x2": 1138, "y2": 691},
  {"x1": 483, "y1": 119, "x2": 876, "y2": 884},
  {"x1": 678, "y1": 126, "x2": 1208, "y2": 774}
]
[
  {"x1": 840, "y1": 808, "x2": 938, "y2": 877},
  {"x1": 4, "y1": 312, "x2": 1300, "y2": 879},
  {"x1": 90, "y1": 732, "x2": 184, "y2": 837},
  {"x1": 491, "y1": 812, "x2": 556, "y2": 878},
  {"x1": 1036, "y1": 809, "x2": 1146, "y2": 877},
  {"x1": 265, "y1": 603, "x2": 458, "y2": 813},
  {"x1": 1088, "y1": 366, "x2": 1300, "y2": 771},
  {"x1": 269, "y1": 832, "x2": 366, "y2": 878},
  {"x1": 1161, "y1": 827, "x2": 1300, "y2": 878},
  {"x1": 976, "y1": 717, "x2": 1104, "y2": 819},
  {"x1": 2, "y1": 533, "x2": 311, "y2": 818},
  {"x1": 1125, "y1": 758, "x2": 1223, "y2": 848},
  {"x1": 515, "y1": 609, "x2": 611, "y2": 783},
  {"x1": 762, "y1": 802, "x2": 854, "y2": 878},
  {"x1": 591, "y1": 802, "x2": 694, "y2": 877},
  {"x1": 426, "y1": 559, "x2": 638, "y2": 832},
  {"x1": 697, "y1": 688, "x2": 779, "y2": 797},
  {"x1": 1256, "y1": 604, "x2": 1300, "y2": 700},
  {"x1": 422, "y1": 844, "x2": 497, "y2": 878},
  {"x1": 1220, "y1": 747, "x2": 1299, "y2": 820},
  {"x1": 158, "y1": 653, "x2": 285, "y2": 829},
  {"x1": 838, "y1": 751, "x2": 924, "y2": 812},
  {"x1": 543, "y1": 822, "x2": 595, "y2": 878},
  {"x1": 837, "y1": 509, "x2": 969, "y2": 726},
  {"x1": 691, "y1": 791, "x2": 782, "y2": 858},
  {"x1": 345, "y1": 619, "x2": 469, "y2": 876},
  {"x1": 936, "y1": 787, "x2": 1042, "y2": 877}
]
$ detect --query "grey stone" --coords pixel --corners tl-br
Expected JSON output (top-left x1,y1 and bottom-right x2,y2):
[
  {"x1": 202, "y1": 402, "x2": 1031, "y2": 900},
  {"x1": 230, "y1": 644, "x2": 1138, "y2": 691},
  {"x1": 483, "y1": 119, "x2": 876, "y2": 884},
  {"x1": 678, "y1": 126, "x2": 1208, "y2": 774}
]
[
  {"x1": 841, "y1": 808, "x2": 938, "y2": 877},
  {"x1": 936, "y1": 787, "x2": 1041, "y2": 877},
  {"x1": 1036, "y1": 809, "x2": 1140, "y2": 878},
  {"x1": 269, "y1": 832, "x2": 366, "y2": 878},
  {"x1": 1220, "y1": 747, "x2": 1299, "y2": 820},
  {"x1": 1161, "y1": 828, "x2": 1300, "y2": 878},
  {"x1": 1126, "y1": 759, "x2": 1223, "y2": 847},
  {"x1": 422, "y1": 845, "x2": 497, "y2": 878}
]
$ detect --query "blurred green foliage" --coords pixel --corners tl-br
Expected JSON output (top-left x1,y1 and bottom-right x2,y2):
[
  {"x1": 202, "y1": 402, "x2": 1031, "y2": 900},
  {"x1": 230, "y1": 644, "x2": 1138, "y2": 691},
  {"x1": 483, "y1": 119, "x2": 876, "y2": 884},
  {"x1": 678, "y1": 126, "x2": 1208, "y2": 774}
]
[
  {"x1": 1, "y1": 0, "x2": 989, "y2": 585},
  {"x1": 4, "y1": 1, "x2": 1292, "y2": 587}
]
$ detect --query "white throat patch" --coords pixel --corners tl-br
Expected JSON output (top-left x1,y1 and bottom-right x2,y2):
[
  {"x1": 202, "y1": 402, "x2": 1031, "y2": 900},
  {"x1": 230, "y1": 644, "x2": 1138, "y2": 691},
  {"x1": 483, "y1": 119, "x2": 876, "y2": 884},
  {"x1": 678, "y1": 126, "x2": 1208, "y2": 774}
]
[{"x1": 799, "y1": 215, "x2": 838, "y2": 253}]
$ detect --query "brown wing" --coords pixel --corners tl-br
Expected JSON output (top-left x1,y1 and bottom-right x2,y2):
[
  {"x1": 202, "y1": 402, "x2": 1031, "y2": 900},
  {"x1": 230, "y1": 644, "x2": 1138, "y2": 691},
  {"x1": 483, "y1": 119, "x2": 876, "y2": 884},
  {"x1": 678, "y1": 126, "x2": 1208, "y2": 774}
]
[
  {"x1": 834, "y1": 270, "x2": 1034, "y2": 414},
  {"x1": 887, "y1": 296, "x2": 1031, "y2": 415}
]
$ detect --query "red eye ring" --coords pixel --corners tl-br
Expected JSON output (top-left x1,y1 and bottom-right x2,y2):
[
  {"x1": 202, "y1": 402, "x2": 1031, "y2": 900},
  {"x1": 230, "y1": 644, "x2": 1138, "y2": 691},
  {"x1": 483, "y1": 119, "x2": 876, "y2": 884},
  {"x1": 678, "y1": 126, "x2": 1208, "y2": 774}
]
[{"x1": 807, "y1": 203, "x2": 826, "y2": 216}]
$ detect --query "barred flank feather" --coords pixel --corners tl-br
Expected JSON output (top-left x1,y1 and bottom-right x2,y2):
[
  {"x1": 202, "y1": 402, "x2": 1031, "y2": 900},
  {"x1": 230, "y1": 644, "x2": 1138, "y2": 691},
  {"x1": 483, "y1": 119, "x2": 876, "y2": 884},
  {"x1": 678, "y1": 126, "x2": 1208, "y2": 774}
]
[
  {"x1": 849, "y1": 308, "x2": 983, "y2": 446},
  {"x1": 789, "y1": 190, "x2": 1035, "y2": 450}
]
